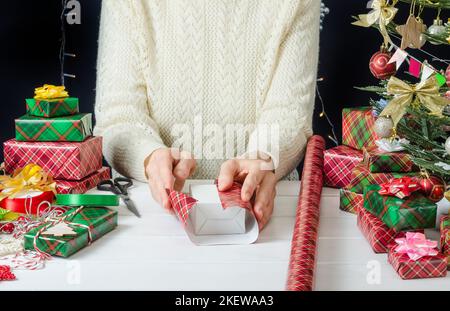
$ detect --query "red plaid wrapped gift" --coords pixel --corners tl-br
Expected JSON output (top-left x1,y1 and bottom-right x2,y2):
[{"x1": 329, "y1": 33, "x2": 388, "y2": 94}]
[
  {"x1": 339, "y1": 188, "x2": 363, "y2": 214},
  {"x1": 324, "y1": 145, "x2": 363, "y2": 188},
  {"x1": 3, "y1": 136, "x2": 103, "y2": 181},
  {"x1": 388, "y1": 233, "x2": 447, "y2": 280},
  {"x1": 342, "y1": 107, "x2": 378, "y2": 150},
  {"x1": 440, "y1": 215, "x2": 450, "y2": 269},
  {"x1": 347, "y1": 163, "x2": 417, "y2": 194},
  {"x1": 357, "y1": 205, "x2": 423, "y2": 253},
  {"x1": 55, "y1": 167, "x2": 111, "y2": 194},
  {"x1": 363, "y1": 146, "x2": 416, "y2": 173}
]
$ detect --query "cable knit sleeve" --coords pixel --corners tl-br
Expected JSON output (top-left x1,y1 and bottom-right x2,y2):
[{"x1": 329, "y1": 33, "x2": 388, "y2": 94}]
[
  {"x1": 94, "y1": 0, "x2": 166, "y2": 182},
  {"x1": 246, "y1": 0, "x2": 320, "y2": 180}
]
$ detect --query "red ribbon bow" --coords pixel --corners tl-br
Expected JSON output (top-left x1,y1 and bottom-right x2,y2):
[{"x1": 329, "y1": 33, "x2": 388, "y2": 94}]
[{"x1": 379, "y1": 177, "x2": 421, "y2": 199}]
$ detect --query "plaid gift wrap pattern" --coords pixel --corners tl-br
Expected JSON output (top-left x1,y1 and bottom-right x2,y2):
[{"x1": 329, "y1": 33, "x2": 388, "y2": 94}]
[
  {"x1": 440, "y1": 216, "x2": 450, "y2": 268},
  {"x1": 357, "y1": 206, "x2": 423, "y2": 253},
  {"x1": 348, "y1": 163, "x2": 417, "y2": 194},
  {"x1": 388, "y1": 245, "x2": 447, "y2": 280},
  {"x1": 342, "y1": 107, "x2": 378, "y2": 150},
  {"x1": 15, "y1": 113, "x2": 92, "y2": 142},
  {"x1": 168, "y1": 182, "x2": 252, "y2": 226},
  {"x1": 55, "y1": 167, "x2": 111, "y2": 194},
  {"x1": 24, "y1": 207, "x2": 118, "y2": 258},
  {"x1": 4, "y1": 136, "x2": 103, "y2": 180},
  {"x1": 339, "y1": 188, "x2": 363, "y2": 214},
  {"x1": 364, "y1": 184, "x2": 437, "y2": 231},
  {"x1": 324, "y1": 146, "x2": 363, "y2": 188},
  {"x1": 363, "y1": 147, "x2": 416, "y2": 173},
  {"x1": 25, "y1": 97, "x2": 79, "y2": 118}
]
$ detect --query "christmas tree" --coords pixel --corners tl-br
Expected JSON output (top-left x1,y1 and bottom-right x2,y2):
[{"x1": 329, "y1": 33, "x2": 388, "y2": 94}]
[{"x1": 353, "y1": 0, "x2": 450, "y2": 201}]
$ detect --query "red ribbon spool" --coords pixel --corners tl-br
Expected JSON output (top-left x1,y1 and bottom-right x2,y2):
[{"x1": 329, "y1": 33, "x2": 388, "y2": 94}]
[{"x1": 0, "y1": 191, "x2": 55, "y2": 215}]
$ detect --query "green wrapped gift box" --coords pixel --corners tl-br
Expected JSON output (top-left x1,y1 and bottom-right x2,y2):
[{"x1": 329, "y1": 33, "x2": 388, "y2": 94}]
[
  {"x1": 15, "y1": 113, "x2": 92, "y2": 142},
  {"x1": 363, "y1": 147, "x2": 417, "y2": 173},
  {"x1": 24, "y1": 207, "x2": 118, "y2": 258},
  {"x1": 26, "y1": 97, "x2": 79, "y2": 118},
  {"x1": 363, "y1": 184, "x2": 437, "y2": 232}
]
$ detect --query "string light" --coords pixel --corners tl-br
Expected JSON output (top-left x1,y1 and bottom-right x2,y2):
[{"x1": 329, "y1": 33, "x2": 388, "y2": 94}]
[
  {"x1": 59, "y1": 0, "x2": 76, "y2": 86},
  {"x1": 317, "y1": 2, "x2": 338, "y2": 146}
]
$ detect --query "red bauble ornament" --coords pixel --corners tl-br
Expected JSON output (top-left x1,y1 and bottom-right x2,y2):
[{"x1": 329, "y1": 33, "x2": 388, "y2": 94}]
[
  {"x1": 417, "y1": 175, "x2": 446, "y2": 202},
  {"x1": 369, "y1": 51, "x2": 397, "y2": 80},
  {"x1": 446, "y1": 64, "x2": 450, "y2": 88},
  {"x1": 0, "y1": 222, "x2": 15, "y2": 234}
]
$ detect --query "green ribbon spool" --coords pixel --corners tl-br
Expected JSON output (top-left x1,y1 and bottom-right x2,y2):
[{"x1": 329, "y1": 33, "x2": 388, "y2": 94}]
[{"x1": 56, "y1": 194, "x2": 120, "y2": 207}]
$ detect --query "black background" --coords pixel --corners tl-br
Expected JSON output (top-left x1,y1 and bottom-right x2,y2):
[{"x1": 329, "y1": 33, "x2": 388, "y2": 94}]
[{"x1": 0, "y1": 0, "x2": 447, "y2": 163}]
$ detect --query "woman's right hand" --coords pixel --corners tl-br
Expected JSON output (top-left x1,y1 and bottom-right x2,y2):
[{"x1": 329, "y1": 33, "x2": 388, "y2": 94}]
[{"x1": 144, "y1": 148, "x2": 196, "y2": 212}]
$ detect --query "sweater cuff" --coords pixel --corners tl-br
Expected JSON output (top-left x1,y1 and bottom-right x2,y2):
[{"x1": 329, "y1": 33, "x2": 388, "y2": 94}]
[{"x1": 134, "y1": 140, "x2": 167, "y2": 182}]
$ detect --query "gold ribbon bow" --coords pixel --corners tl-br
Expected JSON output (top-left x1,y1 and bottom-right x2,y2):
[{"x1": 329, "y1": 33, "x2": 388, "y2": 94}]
[
  {"x1": 380, "y1": 76, "x2": 450, "y2": 127},
  {"x1": 0, "y1": 164, "x2": 56, "y2": 201},
  {"x1": 353, "y1": 0, "x2": 398, "y2": 46},
  {"x1": 34, "y1": 84, "x2": 69, "y2": 100}
]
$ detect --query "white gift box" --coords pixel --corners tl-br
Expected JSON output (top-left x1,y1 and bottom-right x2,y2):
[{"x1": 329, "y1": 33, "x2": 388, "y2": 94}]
[
  {"x1": 189, "y1": 185, "x2": 246, "y2": 235},
  {"x1": 184, "y1": 184, "x2": 259, "y2": 246}
]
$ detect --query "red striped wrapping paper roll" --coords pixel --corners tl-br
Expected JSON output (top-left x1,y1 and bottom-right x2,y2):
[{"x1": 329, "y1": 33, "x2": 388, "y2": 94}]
[{"x1": 286, "y1": 135, "x2": 325, "y2": 291}]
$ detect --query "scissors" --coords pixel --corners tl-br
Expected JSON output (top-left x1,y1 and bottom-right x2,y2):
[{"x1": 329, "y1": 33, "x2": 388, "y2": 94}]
[{"x1": 97, "y1": 177, "x2": 141, "y2": 218}]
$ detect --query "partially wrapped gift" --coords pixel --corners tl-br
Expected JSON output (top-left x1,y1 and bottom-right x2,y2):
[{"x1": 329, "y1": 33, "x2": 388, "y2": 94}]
[
  {"x1": 342, "y1": 107, "x2": 378, "y2": 150},
  {"x1": 348, "y1": 163, "x2": 417, "y2": 194},
  {"x1": 15, "y1": 113, "x2": 92, "y2": 142},
  {"x1": 0, "y1": 164, "x2": 56, "y2": 215},
  {"x1": 24, "y1": 206, "x2": 118, "y2": 258},
  {"x1": 357, "y1": 205, "x2": 423, "y2": 253},
  {"x1": 4, "y1": 136, "x2": 103, "y2": 180},
  {"x1": 55, "y1": 167, "x2": 111, "y2": 194},
  {"x1": 339, "y1": 188, "x2": 363, "y2": 214},
  {"x1": 440, "y1": 215, "x2": 450, "y2": 268},
  {"x1": 167, "y1": 182, "x2": 259, "y2": 245},
  {"x1": 388, "y1": 232, "x2": 447, "y2": 279},
  {"x1": 324, "y1": 145, "x2": 363, "y2": 188},
  {"x1": 364, "y1": 184, "x2": 437, "y2": 231},
  {"x1": 25, "y1": 84, "x2": 79, "y2": 117},
  {"x1": 26, "y1": 98, "x2": 79, "y2": 118},
  {"x1": 363, "y1": 146, "x2": 416, "y2": 173}
]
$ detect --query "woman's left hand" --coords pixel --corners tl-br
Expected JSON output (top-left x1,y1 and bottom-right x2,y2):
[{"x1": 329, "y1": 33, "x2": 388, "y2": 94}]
[{"x1": 218, "y1": 159, "x2": 276, "y2": 230}]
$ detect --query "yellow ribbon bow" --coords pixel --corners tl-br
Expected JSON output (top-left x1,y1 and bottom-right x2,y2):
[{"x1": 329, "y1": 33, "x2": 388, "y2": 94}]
[
  {"x1": 0, "y1": 164, "x2": 56, "y2": 201},
  {"x1": 34, "y1": 84, "x2": 69, "y2": 100},
  {"x1": 353, "y1": 0, "x2": 398, "y2": 46},
  {"x1": 380, "y1": 76, "x2": 450, "y2": 127}
]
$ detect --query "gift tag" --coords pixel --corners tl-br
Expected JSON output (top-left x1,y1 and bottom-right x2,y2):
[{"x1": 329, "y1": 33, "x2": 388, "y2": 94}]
[{"x1": 42, "y1": 222, "x2": 77, "y2": 237}]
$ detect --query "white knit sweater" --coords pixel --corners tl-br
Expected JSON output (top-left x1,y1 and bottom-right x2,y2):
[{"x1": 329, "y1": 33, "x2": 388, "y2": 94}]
[{"x1": 94, "y1": 0, "x2": 320, "y2": 182}]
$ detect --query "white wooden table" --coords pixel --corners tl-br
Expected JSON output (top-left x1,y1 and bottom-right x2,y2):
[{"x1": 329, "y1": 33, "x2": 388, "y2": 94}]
[{"x1": 2, "y1": 180, "x2": 450, "y2": 290}]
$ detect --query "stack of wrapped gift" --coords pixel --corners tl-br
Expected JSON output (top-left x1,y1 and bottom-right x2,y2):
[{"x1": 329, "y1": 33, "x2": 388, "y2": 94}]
[
  {"x1": 359, "y1": 182, "x2": 447, "y2": 279},
  {"x1": 3, "y1": 85, "x2": 110, "y2": 195},
  {"x1": 323, "y1": 106, "x2": 419, "y2": 214}
]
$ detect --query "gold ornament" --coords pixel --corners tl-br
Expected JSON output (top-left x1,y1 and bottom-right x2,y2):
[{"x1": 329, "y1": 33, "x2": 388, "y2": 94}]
[
  {"x1": 380, "y1": 76, "x2": 450, "y2": 127},
  {"x1": 396, "y1": 15, "x2": 427, "y2": 49}
]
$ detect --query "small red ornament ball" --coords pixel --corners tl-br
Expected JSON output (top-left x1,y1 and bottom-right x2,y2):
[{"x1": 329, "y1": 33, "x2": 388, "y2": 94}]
[
  {"x1": 0, "y1": 223, "x2": 15, "y2": 234},
  {"x1": 446, "y1": 64, "x2": 450, "y2": 88},
  {"x1": 418, "y1": 175, "x2": 446, "y2": 202},
  {"x1": 369, "y1": 51, "x2": 397, "y2": 80}
]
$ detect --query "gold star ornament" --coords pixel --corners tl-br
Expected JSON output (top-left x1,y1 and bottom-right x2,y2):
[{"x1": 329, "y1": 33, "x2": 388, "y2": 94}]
[{"x1": 396, "y1": 15, "x2": 427, "y2": 50}]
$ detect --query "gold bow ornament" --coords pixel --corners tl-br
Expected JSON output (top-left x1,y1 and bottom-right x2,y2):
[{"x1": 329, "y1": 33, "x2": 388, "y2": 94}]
[
  {"x1": 353, "y1": 0, "x2": 398, "y2": 46},
  {"x1": 380, "y1": 76, "x2": 450, "y2": 127},
  {"x1": 34, "y1": 84, "x2": 69, "y2": 101},
  {"x1": 0, "y1": 164, "x2": 56, "y2": 201}
]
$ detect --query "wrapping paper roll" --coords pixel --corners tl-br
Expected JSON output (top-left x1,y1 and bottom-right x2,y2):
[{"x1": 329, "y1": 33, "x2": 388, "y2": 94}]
[{"x1": 286, "y1": 135, "x2": 325, "y2": 291}]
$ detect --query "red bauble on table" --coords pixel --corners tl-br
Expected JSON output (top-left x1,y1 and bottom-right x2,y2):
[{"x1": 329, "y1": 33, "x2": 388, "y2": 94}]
[
  {"x1": 369, "y1": 50, "x2": 397, "y2": 80},
  {"x1": 417, "y1": 175, "x2": 446, "y2": 202}
]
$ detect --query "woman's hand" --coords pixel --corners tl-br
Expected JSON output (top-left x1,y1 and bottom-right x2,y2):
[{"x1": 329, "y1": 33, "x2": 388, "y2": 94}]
[
  {"x1": 218, "y1": 159, "x2": 276, "y2": 230},
  {"x1": 145, "y1": 148, "x2": 196, "y2": 212}
]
